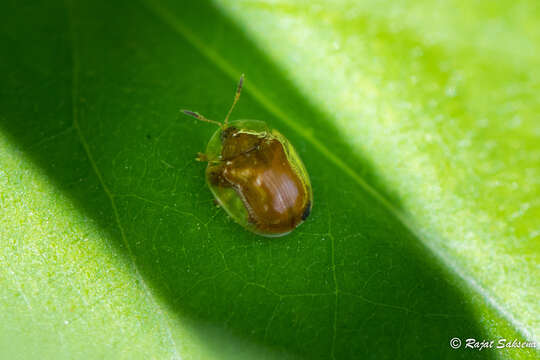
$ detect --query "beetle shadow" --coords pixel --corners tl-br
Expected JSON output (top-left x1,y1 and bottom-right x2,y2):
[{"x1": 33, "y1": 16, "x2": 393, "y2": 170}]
[{"x1": 0, "y1": 0, "x2": 505, "y2": 358}]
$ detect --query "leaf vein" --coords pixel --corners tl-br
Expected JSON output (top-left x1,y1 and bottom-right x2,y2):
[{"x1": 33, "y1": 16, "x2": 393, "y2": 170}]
[
  {"x1": 139, "y1": 0, "x2": 535, "y2": 343},
  {"x1": 65, "y1": 1, "x2": 181, "y2": 358}
]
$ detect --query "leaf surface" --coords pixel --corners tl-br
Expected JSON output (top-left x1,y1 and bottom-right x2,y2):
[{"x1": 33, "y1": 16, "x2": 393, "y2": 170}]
[{"x1": 0, "y1": 0, "x2": 538, "y2": 359}]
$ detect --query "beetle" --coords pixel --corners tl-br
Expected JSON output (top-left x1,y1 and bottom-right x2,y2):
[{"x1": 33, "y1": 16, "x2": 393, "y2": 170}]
[{"x1": 182, "y1": 74, "x2": 312, "y2": 237}]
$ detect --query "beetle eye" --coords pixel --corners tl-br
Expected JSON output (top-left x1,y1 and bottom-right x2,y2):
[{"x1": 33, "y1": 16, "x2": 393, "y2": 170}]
[{"x1": 220, "y1": 126, "x2": 238, "y2": 142}]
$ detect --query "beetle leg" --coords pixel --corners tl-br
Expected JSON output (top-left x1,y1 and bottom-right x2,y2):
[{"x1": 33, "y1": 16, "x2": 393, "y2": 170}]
[
  {"x1": 207, "y1": 164, "x2": 231, "y2": 187},
  {"x1": 196, "y1": 152, "x2": 221, "y2": 164},
  {"x1": 196, "y1": 152, "x2": 208, "y2": 162}
]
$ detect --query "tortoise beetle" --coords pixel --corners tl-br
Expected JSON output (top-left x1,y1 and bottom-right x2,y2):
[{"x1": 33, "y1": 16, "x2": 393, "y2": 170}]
[{"x1": 182, "y1": 75, "x2": 312, "y2": 237}]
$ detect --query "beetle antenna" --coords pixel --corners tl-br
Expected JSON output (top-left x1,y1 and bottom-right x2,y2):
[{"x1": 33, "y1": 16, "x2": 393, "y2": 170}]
[
  {"x1": 224, "y1": 74, "x2": 244, "y2": 125},
  {"x1": 182, "y1": 110, "x2": 223, "y2": 127}
]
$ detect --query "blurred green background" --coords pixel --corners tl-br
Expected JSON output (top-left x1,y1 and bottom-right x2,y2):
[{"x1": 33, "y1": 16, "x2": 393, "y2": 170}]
[{"x1": 0, "y1": 0, "x2": 538, "y2": 359}]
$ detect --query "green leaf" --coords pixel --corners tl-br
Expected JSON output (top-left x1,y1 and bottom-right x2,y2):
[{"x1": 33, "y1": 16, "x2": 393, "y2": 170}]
[{"x1": 0, "y1": 0, "x2": 538, "y2": 359}]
